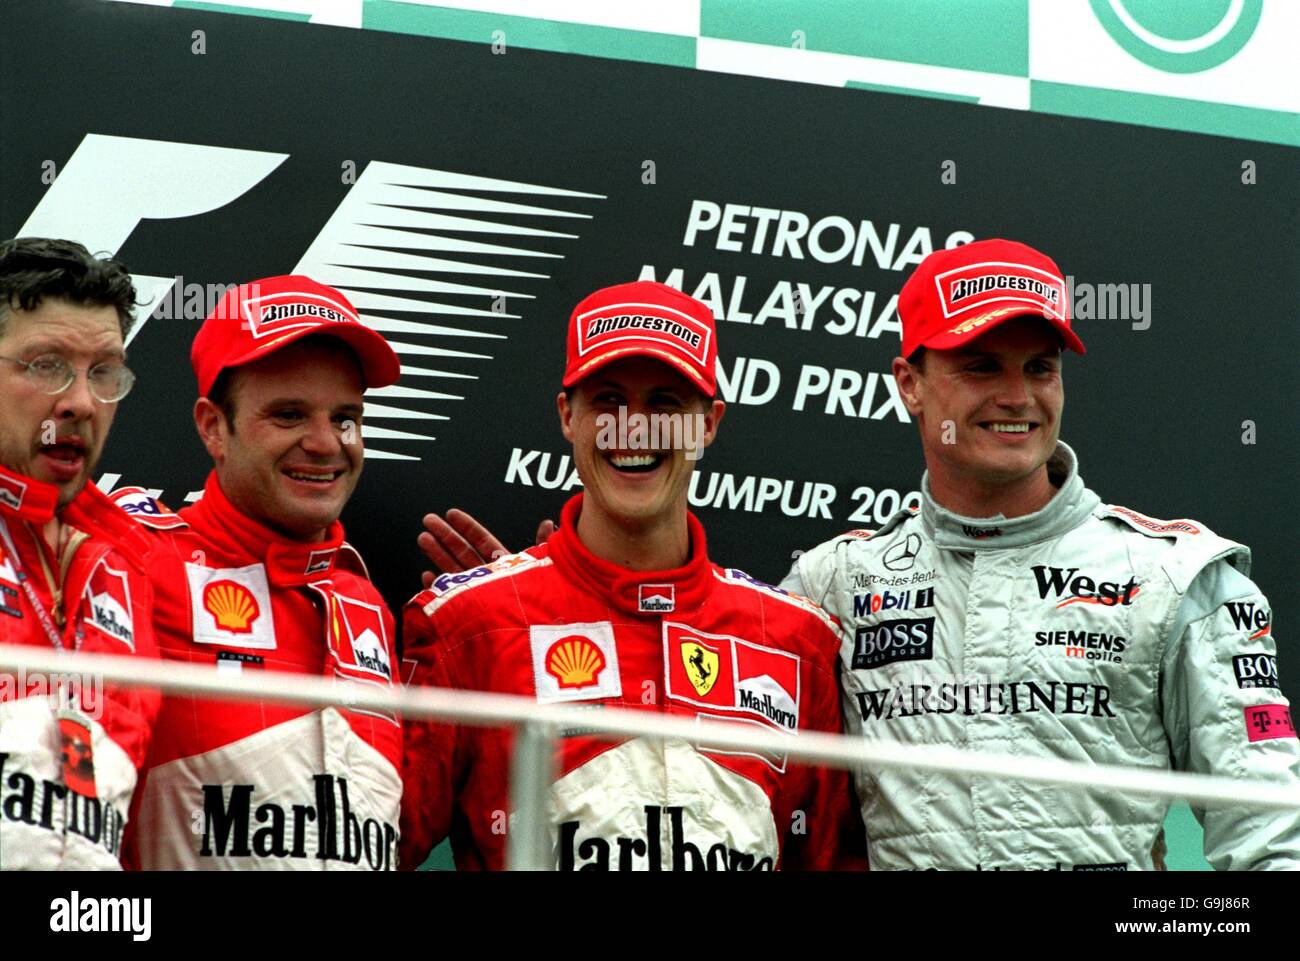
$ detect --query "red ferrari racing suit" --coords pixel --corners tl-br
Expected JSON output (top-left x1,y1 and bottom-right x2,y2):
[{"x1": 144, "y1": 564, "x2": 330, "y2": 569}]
[
  {"x1": 401, "y1": 493, "x2": 859, "y2": 871},
  {"x1": 0, "y1": 465, "x2": 159, "y2": 869},
  {"x1": 113, "y1": 474, "x2": 402, "y2": 870}
]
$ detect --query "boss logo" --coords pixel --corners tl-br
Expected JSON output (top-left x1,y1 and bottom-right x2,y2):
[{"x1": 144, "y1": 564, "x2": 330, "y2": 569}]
[
  {"x1": 852, "y1": 617, "x2": 935, "y2": 670},
  {"x1": 1233, "y1": 654, "x2": 1279, "y2": 690}
]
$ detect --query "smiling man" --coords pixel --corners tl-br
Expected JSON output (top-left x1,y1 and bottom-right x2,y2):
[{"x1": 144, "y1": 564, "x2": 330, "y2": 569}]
[
  {"x1": 401, "y1": 281, "x2": 862, "y2": 871},
  {"x1": 112, "y1": 275, "x2": 406, "y2": 870},
  {"x1": 0, "y1": 237, "x2": 159, "y2": 870},
  {"x1": 783, "y1": 238, "x2": 1300, "y2": 870}
]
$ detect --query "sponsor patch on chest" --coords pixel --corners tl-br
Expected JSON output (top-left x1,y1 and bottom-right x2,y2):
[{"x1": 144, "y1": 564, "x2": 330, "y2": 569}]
[
  {"x1": 330, "y1": 594, "x2": 393, "y2": 682},
  {"x1": 638, "y1": 584, "x2": 675, "y2": 613},
  {"x1": 529, "y1": 622, "x2": 622, "y2": 704},
  {"x1": 81, "y1": 559, "x2": 135, "y2": 651},
  {"x1": 186, "y1": 562, "x2": 276, "y2": 650},
  {"x1": 664, "y1": 623, "x2": 801, "y2": 730}
]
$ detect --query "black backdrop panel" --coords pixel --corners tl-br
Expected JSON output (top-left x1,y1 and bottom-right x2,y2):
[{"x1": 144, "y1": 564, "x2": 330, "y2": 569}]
[{"x1": 2, "y1": 0, "x2": 1296, "y2": 702}]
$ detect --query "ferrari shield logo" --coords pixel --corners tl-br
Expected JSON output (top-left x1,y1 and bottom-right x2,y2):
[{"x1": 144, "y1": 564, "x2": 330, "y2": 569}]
[{"x1": 681, "y1": 640, "x2": 720, "y2": 698}]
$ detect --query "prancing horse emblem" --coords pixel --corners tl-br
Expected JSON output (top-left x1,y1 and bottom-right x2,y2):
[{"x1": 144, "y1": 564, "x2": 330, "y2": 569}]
[{"x1": 681, "y1": 639, "x2": 720, "y2": 698}]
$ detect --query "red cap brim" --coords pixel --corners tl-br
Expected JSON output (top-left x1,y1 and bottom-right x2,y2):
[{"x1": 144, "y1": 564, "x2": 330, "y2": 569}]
[{"x1": 918, "y1": 306, "x2": 1086, "y2": 356}]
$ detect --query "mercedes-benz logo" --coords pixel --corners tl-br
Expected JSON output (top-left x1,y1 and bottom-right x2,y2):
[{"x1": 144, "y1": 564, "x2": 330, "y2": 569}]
[{"x1": 883, "y1": 534, "x2": 922, "y2": 571}]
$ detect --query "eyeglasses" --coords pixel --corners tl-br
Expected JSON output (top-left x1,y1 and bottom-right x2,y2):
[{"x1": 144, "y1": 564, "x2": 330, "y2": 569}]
[{"x1": 0, "y1": 353, "x2": 136, "y2": 403}]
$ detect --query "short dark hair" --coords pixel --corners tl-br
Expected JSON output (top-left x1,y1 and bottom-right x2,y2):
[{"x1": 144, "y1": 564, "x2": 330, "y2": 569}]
[
  {"x1": 0, "y1": 237, "x2": 138, "y2": 340},
  {"x1": 907, "y1": 347, "x2": 927, "y2": 370},
  {"x1": 207, "y1": 368, "x2": 239, "y2": 432}
]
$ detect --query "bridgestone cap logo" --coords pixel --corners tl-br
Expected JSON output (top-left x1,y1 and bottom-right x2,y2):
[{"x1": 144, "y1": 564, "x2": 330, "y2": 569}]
[
  {"x1": 934, "y1": 261, "x2": 1067, "y2": 322},
  {"x1": 576, "y1": 302, "x2": 711, "y2": 366},
  {"x1": 242, "y1": 292, "x2": 360, "y2": 340}
]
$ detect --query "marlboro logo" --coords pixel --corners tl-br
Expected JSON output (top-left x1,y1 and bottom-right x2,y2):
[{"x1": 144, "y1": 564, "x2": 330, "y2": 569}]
[
  {"x1": 305, "y1": 549, "x2": 335, "y2": 575},
  {"x1": 0, "y1": 474, "x2": 27, "y2": 511},
  {"x1": 638, "y1": 584, "x2": 675, "y2": 613},
  {"x1": 84, "y1": 561, "x2": 135, "y2": 650}
]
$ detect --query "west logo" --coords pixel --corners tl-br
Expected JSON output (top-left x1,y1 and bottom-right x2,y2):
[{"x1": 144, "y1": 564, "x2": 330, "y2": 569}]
[
  {"x1": 558, "y1": 806, "x2": 773, "y2": 871},
  {"x1": 199, "y1": 774, "x2": 397, "y2": 870},
  {"x1": 852, "y1": 617, "x2": 935, "y2": 670},
  {"x1": 1032, "y1": 566, "x2": 1139, "y2": 607},
  {"x1": 1224, "y1": 602, "x2": 1271, "y2": 639},
  {"x1": 1233, "y1": 654, "x2": 1279, "y2": 690}
]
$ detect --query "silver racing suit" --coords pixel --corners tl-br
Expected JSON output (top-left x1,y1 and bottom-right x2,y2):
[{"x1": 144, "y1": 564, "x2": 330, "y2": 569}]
[{"x1": 783, "y1": 443, "x2": 1300, "y2": 870}]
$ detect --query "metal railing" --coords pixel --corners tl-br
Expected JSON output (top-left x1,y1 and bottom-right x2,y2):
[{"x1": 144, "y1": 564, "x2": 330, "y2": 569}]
[{"x1": 3, "y1": 643, "x2": 1299, "y2": 869}]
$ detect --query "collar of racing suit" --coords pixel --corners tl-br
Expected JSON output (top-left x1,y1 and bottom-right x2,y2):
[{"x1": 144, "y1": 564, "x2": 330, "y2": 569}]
[
  {"x1": 918, "y1": 441, "x2": 1101, "y2": 551},
  {"x1": 0, "y1": 462, "x2": 60, "y2": 524},
  {"x1": 545, "y1": 492, "x2": 716, "y2": 617},
  {"x1": 0, "y1": 462, "x2": 152, "y2": 568},
  {"x1": 179, "y1": 471, "x2": 347, "y2": 587}
]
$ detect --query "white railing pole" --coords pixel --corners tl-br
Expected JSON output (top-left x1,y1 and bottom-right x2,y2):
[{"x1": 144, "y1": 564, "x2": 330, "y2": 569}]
[
  {"x1": 2, "y1": 645, "x2": 1298, "y2": 814},
  {"x1": 506, "y1": 721, "x2": 557, "y2": 871}
]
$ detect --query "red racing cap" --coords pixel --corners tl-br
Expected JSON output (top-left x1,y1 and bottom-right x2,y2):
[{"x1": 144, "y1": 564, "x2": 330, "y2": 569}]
[
  {"x1": 191, "y1": 274, "x2": 401, "y2": 396},
  {"x1": 563, "y1": 281, "x2": 718, "y2": 396},
  {"x1": 898, "y1": 239, "x2": 1086, "y2": 359}
]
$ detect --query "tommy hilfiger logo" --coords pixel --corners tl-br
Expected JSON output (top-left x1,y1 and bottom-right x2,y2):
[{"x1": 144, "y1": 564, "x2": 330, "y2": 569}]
[{"x1": 638, "y1": 584, "x2": 675, "y2": 613}]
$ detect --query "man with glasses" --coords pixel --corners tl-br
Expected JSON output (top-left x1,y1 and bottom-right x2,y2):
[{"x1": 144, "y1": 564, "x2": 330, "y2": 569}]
[{"x1": 0, "y1": 237, "x2": 160, "y2": 869}]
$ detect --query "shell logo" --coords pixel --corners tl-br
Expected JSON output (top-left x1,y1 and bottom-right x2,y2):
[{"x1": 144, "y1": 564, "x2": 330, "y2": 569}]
[
  {"x1": 545, "y1": 636, "x2": 606, "y2": 689},
  {"x1": 203, "y1": 580, "x2": 261, "y2": 634}
]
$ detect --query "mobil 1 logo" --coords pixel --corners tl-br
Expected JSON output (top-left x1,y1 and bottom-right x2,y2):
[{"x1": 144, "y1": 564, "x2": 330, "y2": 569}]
[{"x1": 852, "y1": 617, "x2": 935, "y2": 670}]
